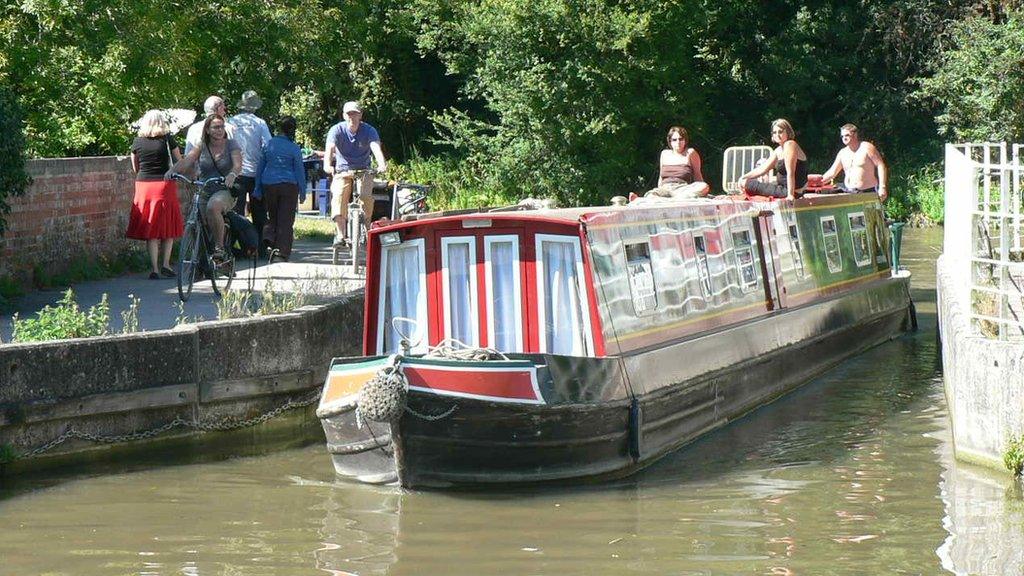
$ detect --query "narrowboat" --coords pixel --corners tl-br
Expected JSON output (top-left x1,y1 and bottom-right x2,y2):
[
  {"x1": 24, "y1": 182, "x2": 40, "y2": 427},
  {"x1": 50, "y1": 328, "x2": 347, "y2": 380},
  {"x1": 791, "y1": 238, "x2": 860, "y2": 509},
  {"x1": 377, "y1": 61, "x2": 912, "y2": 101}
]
[{"x1": 316, "y1": 187, "x2": 914, "y2": 488}]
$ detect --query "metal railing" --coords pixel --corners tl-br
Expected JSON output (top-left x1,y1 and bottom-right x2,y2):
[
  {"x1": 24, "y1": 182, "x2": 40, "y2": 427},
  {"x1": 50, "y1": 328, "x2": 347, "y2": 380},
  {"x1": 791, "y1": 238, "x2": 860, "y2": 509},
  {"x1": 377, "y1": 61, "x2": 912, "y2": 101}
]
[
  {"x1": 946, "y1": 143, "x2": 1024, "y2": 339},
  {"x1": 722, "y1": 146, "x2": 774, "y2": 194}
]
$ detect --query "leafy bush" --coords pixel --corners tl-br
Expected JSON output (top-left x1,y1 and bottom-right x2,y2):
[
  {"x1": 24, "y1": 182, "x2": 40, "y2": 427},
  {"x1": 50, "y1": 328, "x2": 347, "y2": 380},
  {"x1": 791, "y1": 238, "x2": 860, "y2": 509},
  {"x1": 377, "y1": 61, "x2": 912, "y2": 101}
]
[
  {"x1": 887, "y1": 162, "x2": 944, "y2": 224},
  {"x1": 0, "y1": 85, "x2": 31, "y2": 236},
  {"x1": 1006, "y1": 435, "x2": 1024, "y2": 477},
  {"x1": 11, "y1": 290, "x2": 110, "y2": 342}
]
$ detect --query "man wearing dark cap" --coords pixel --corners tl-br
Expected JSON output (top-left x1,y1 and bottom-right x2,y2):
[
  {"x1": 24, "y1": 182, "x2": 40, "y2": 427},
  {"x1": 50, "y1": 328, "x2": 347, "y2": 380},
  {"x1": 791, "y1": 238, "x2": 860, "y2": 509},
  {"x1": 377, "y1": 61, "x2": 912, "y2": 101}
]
[
  {"x1": 324, "y1": 100, "x2": 387, "y2": 246},
  {"x1": 228, "y1": 90, "x2": 272, "y2": 256}
]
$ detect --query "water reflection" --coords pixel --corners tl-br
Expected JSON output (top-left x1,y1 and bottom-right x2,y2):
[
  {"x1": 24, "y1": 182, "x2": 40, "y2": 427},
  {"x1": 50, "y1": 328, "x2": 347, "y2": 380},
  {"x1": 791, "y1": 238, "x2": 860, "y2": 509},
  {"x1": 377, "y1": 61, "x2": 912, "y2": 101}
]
[{"x1": 3, "y1": 228, "x2": 1024, "y2": 575}]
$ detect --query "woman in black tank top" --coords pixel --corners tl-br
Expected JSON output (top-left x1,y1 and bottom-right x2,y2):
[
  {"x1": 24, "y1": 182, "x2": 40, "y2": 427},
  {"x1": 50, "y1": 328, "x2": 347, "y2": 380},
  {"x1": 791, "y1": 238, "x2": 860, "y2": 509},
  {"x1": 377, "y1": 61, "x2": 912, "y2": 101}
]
[{"x1": 737, "y1": 118, "x2": 809, "y2": 200}]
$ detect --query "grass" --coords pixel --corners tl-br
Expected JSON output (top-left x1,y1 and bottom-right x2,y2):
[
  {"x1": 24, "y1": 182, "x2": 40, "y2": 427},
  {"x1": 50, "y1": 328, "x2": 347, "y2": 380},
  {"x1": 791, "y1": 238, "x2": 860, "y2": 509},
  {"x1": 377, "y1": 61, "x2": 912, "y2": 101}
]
[{"x1": 293, "y1": 216, "x2": 336, "y2": 242}]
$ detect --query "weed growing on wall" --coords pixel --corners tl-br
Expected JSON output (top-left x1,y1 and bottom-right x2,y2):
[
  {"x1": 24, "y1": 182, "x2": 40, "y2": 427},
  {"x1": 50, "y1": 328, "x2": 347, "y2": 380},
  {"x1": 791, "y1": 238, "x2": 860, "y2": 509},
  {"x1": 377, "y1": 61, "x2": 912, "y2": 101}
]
[
  {"x1": 121, "y1": 294, "x2": 141, "y2": 334},
  {"x1": 173, "y1": 301, "x2": 205, "y2": 326},
  {"x1": 10, "y1": 290, "x2": 110, "y2": 342},
  {"x1": 1005, "y1": 435, "x2": 1024, "y2": 477},
  {"x1": 215, "y1": 272, "x2": 349, "y2": 320}
]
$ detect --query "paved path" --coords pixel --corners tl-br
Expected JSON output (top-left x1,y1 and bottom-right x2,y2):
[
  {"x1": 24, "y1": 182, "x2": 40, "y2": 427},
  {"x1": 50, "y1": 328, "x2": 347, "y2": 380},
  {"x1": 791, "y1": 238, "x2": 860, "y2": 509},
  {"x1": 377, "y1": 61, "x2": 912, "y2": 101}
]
[{"x1": 0, "y1": 238, "x2": 365, "y2": 342}]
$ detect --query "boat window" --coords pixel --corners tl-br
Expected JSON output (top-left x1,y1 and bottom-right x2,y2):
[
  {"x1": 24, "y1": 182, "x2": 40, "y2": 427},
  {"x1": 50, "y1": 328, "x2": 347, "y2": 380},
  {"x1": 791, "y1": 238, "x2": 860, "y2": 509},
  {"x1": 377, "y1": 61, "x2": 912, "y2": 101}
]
[
  {"x1": 377, "y1": 238, "x2": 428, "y2": 354},
  {"x1": 819, "y1": 216, "x2": 843, "y2": 273},
  {"x1": 692, "y1": 232, "x2": 712, "y2": 299},
  {"x1": 785, "y1": 213, "x2": 806, "y2": 280},
  {"x1": 731, "y1": 230, "x2": 759, "y2": 290},
  {"x1": 536, "y1": 235, "x2": 593, "y2": 356},
  {"x1": 624, "y1": 241, "x2": 658, "y2": 315},
  {"x1": 848, "y1": 212, "x2": 872, "y2": 267},
  {"x1": 441, "y1": 237, "x2": 480, "y2": 347},
  {"x1": 484, "y1": 236, "x2": 524, "y2": 352}
]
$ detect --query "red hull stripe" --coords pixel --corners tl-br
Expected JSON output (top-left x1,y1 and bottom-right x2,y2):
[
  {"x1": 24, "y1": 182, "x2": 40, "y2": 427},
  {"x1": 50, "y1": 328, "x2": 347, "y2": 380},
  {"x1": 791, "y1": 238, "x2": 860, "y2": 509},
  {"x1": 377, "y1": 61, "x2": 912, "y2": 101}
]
[{"x1": 403, "y1": 364, "x2": 545, "y2": 404}]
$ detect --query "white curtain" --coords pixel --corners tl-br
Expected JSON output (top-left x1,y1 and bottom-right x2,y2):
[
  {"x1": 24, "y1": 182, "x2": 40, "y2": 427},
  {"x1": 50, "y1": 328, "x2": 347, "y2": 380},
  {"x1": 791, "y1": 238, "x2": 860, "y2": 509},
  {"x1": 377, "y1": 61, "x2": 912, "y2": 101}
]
[
  {"x1": 543, "y1": 241, "x2": 584, "y2": 355},
  {"x1": 490, "y1": 241, "x2": 519, "y2": 351},
  {"x1": 446, "y1": 242, "x2": 475, "y2": 345},
  {"x1": 383, "y1": 244, "x2": 422, "y2": 353}
]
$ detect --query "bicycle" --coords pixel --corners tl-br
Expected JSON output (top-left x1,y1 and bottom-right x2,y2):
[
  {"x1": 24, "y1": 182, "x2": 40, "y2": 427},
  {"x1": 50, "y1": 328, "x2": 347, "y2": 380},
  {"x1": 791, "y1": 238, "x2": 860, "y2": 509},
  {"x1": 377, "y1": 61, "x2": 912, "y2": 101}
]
[
  {"x1": 171, "y1": 174, "x2": 238, "y2": 301},
  {"x1": 390, "y1": 182, "x2": 431, "y2": 220},
  {"x1": 332, "y1": 168, "x2": 377, "y2": 274}
]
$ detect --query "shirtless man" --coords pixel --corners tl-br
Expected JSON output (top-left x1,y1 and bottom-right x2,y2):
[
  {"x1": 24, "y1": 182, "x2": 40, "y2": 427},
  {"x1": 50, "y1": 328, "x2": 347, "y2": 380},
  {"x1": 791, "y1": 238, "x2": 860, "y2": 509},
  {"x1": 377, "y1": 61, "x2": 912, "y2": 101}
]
[{"x1": 820, "y1": 124, "x2": 889, "y2": 202}]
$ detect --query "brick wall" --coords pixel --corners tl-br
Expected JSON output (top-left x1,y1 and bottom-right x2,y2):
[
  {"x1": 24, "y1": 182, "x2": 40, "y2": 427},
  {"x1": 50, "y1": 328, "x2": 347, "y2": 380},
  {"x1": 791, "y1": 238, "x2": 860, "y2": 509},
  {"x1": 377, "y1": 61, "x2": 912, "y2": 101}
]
[{"x1": 0, "y1": 156, "x2": 187, "y2": 284}]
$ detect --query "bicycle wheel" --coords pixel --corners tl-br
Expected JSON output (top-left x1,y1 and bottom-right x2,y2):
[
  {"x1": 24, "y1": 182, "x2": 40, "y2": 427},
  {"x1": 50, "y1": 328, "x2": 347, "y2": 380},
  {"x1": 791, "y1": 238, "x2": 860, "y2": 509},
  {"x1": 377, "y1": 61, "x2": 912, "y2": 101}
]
[
  {"x1": 177, "y1": 219, "x2": 201, "y2": 302},
  {"x1": 217, "y1": 224, "x2": 236, "y2": 293}
]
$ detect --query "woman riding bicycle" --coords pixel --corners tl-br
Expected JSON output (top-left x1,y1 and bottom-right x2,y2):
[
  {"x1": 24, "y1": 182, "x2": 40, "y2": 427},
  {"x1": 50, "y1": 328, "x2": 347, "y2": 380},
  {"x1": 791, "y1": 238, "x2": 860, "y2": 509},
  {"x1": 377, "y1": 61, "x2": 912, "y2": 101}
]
[{"x1": 166, "y1": 115, "x2": 242, "y2": 259}]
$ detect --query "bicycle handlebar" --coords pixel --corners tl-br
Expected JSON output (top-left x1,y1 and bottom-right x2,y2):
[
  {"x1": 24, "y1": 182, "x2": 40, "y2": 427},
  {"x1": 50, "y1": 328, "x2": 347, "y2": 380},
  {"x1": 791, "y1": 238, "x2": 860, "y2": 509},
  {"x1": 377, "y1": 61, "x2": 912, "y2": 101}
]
[{"x1": 169, "y1": 173, "x2": 225, "y2": 188}]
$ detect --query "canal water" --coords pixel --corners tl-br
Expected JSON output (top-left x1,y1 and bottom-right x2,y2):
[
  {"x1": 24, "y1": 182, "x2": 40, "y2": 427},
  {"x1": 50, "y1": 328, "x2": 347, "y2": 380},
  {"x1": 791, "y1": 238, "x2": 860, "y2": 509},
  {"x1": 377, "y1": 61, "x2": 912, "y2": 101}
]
[{"x1": 2, "y1": 228, "x2": 1022, "y2": 576}]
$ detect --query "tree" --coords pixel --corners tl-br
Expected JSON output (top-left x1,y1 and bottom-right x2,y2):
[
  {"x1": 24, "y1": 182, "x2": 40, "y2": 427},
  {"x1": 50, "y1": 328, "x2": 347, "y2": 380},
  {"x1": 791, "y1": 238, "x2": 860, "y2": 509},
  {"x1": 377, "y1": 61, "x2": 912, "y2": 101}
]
[
  {"x1": 0, "y1": 84, "x2": 31, "y2": 237},
  {"x1": 917, "y1": 11, "x2": 1024, "y2": 142}
]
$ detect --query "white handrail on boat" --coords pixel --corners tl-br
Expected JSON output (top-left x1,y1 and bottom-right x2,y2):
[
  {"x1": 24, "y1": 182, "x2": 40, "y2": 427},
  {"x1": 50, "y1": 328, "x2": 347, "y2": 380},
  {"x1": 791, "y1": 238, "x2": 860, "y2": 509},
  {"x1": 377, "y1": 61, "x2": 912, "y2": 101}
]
[{"x1": 722, "y1": 146, "x2": 774, "y2": 194}]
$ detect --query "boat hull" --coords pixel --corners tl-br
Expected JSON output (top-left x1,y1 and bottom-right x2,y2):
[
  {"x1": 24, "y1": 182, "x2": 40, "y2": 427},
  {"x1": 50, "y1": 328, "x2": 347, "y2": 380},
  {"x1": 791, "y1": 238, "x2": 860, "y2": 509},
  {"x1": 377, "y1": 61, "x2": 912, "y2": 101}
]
[{"x1": 319, "y1": 275, "x2": 912, "y2": 488}]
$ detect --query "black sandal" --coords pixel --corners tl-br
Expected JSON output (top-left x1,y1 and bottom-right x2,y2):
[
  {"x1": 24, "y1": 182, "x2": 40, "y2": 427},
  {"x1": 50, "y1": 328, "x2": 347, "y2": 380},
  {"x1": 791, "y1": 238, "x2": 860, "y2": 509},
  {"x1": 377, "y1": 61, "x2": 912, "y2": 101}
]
[{"x1": 160, "y1": 267, "x2": 176, "y2": 278}]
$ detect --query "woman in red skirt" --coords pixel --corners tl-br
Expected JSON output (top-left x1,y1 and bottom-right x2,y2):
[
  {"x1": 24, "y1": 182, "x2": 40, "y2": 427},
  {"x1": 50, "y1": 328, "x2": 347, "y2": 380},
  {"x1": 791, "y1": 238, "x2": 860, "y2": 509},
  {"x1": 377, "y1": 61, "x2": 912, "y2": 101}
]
[{"x1": 127, "y1": 110, "x2": 185, "y2": 279}]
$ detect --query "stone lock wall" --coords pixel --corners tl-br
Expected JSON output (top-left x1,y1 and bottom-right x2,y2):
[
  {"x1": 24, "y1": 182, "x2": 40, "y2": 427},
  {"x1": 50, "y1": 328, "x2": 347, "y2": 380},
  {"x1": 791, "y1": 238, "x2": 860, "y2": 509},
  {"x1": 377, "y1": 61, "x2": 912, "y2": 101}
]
[
  {"x1": 0, "y1": 157, "x2": 189, "y2": 284},
  {"x1": 937, "y1": 255, "x2": 1024, "y2": 471}
]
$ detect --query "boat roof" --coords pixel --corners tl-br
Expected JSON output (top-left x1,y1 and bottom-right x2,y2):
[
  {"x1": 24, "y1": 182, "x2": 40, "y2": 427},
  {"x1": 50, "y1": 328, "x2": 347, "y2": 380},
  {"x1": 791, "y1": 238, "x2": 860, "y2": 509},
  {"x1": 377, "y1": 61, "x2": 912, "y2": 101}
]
[{"x1": 372, "y1": 196, "x2": 760, "y2": 232}]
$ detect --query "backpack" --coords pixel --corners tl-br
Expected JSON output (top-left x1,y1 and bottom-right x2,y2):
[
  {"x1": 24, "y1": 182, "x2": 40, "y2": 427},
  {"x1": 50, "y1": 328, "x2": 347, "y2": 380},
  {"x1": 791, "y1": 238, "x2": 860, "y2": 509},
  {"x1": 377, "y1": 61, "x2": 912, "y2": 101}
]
[{"x1": 226, "y1": 211, "x2": 259, "y2": 257}]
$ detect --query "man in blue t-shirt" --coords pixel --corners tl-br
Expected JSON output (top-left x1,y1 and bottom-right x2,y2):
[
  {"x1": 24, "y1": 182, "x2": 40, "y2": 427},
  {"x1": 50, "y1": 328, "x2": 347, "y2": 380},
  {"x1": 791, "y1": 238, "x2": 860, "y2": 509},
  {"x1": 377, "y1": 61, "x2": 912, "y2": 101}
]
[{"x1": 324, "y1": 101, "x2": 387, "y2": 246}]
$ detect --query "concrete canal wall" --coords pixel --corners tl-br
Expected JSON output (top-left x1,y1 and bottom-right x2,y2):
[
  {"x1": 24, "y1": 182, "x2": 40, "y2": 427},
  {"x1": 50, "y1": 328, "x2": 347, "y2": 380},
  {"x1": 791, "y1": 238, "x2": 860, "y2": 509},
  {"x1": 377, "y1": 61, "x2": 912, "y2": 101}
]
[
  {"x1": 0, "y1": 292, "x2": 364, "y2": 475},
  {"x1": 937, "y1": 255, "x2": 1024, "y2": 471}
]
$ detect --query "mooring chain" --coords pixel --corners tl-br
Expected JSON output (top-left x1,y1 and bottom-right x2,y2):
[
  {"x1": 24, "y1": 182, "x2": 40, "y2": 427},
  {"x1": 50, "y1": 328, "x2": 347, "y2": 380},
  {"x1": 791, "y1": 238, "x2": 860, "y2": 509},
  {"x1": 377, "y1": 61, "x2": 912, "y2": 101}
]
[{"x1": 15, "y1": 389, "x2": 322, "y2": 460}]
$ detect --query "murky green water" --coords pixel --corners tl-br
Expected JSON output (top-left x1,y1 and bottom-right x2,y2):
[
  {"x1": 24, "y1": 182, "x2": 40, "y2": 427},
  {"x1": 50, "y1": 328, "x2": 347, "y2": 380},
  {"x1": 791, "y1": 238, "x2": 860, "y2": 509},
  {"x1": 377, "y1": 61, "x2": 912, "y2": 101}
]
[{"x1": 3, "y1": 228, "x2": 1023, "y2": 576}]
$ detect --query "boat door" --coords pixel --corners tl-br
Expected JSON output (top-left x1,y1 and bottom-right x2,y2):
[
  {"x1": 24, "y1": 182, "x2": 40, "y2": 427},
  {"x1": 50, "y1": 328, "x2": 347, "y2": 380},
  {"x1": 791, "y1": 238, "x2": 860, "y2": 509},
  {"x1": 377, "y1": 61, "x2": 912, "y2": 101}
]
[{"x1": 433, "y1": 229, "x2": 530, "y2": 353}]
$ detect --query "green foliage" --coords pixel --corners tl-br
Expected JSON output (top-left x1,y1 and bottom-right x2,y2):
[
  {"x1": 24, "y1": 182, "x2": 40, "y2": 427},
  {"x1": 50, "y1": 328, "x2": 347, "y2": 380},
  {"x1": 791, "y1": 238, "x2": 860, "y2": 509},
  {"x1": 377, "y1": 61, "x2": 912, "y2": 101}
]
[
  {"x1": 11, "y1": 289, "x2": 110, "y2": 342},
  {"x1": 0, "y1": 85, "x2": 32, "y2": 236},
  {"x1": 411, "y1": 0, "x2": 706, "y2": 206},
  {"x1": 1005, "y1": 434, "x2": 1024, "y2": 477},
  {"x1": 0, "y1": 0, "x2": 455, "y2": 161},
  {"x1": 2, "y1": 0, "x2": 1016, "y2": 223},
  {"x1": 886, "y1": 162, "x2": 945, "y2": 224},
  {"x1": 390, "y1": 152, "x2": 517, "y2": 211},
  {"x1": 0, "y1": 276, "x2": 23, "y2": 300},
  {"x1": 918, "y1": 11, "x2": 1024, "y2": 142},
  {"x1": 0, "y1": 443, "x2": 15, "y2": 466}
]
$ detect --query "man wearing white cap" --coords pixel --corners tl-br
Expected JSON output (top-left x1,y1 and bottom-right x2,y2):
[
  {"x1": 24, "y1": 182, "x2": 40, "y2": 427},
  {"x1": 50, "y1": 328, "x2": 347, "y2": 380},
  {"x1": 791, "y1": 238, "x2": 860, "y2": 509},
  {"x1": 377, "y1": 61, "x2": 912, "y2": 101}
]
[
  {"x1": 324, "y1": 100, "x2": 387, "y2": 246},
  {"x1": 228, "y1": 90, "x2": 272, "y2": 256}
]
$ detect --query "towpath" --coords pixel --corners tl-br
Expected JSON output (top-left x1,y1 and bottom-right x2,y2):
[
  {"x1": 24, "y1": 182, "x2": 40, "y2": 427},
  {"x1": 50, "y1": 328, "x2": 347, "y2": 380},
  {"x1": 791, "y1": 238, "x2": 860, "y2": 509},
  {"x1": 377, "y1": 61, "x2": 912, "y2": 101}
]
[{"x1": 0, "y1": 238, "x2": 364, "y2": 342}]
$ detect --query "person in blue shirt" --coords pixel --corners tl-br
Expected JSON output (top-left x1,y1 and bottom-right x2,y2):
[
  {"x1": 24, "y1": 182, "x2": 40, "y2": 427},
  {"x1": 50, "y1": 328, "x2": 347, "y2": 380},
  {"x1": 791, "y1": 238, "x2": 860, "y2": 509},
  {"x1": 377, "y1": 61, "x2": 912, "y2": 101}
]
[
  {"x1": 255, "y1": 116, "x2": 306, "y2": 261},
  {"x1": 324, "y1": 101, "x2": 387, "y2": 246}
]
